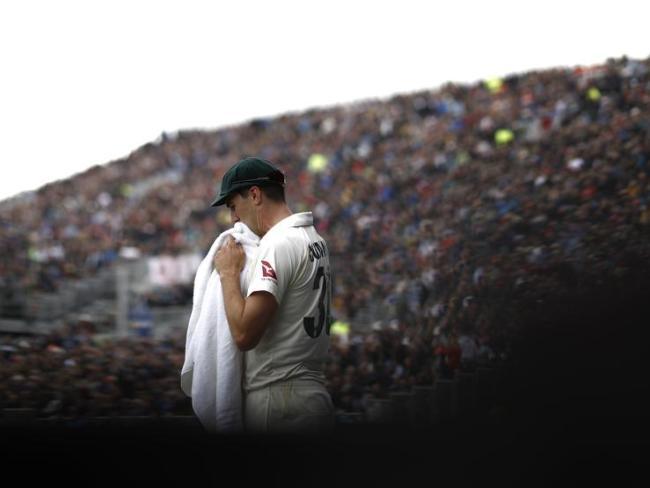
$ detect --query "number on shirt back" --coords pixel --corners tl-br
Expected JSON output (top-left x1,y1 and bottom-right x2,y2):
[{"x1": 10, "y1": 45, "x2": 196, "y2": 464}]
[{"x1": 303, "y1": 265, "x2": 331, "y2": 338}]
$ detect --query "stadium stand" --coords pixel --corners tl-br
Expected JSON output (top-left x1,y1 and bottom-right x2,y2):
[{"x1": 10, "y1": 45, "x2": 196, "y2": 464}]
[{"x1": 1, "y1": 56, "x2": 650, "y2": 463}]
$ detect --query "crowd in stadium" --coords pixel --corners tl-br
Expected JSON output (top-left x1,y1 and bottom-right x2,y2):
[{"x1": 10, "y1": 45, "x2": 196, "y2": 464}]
[
  {"x1": 0, "y1": 316, "x2": 497, "y2": 421},
  {"x1": 1, "y1": 55, "x2": 649, "y2": 420},
  {"x1": 0, "y1": 322, "x2": 189, "y2": 420}
]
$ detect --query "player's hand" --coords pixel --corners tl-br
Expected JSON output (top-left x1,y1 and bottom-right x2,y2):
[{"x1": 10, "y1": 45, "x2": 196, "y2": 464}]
[{"x1": 214, "y1": 236, "x2": 245, "y2": 277}]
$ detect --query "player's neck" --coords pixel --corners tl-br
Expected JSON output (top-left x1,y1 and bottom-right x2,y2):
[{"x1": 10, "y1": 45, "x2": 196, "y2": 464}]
[{"x1": 258, "y1": 204, "x2": 292, "y2": 236}]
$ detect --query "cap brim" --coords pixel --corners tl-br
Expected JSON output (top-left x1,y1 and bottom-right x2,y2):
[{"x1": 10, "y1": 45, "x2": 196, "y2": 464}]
[
  {"x1": 210, "y1": 178, "x2": 283, "y2": 207},
  {"x1": 210, "y1": 194, "x2": 228, "y2": 207}
]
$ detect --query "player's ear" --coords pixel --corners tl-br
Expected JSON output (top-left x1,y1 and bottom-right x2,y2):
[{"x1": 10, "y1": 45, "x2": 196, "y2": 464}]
[{"x1": 250, "y1": 186, "x2": 263, "y2": 205}]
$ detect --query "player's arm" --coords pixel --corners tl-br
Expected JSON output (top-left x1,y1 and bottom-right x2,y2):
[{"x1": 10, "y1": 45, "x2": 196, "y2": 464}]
[
  {"x1": 220, "y1": 281, "x2": 277, "y2": 351},
  {"x1": 214, "y1": 237, "x2": 277, "y2": 351}
]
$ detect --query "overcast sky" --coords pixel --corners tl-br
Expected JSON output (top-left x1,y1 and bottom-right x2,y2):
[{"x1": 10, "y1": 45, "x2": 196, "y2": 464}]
[{"x1": 0, "y1": 0, "x2": 648, "y2": 202}]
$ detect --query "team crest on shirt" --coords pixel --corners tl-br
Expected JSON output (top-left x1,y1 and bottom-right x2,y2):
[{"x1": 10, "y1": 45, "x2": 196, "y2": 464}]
[{"x1": 261, "y1": 260, "x2": 277, "y2": 280}]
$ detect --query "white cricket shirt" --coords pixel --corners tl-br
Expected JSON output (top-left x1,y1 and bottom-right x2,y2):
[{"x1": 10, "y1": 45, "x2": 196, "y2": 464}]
[{"x1": 244, "y1": 212, "x2": 332, "y2": 392}]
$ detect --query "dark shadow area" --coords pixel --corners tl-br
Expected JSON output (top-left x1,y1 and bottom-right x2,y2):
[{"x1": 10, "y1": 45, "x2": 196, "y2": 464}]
[
  {"x1": 2, "y1": 276, "x2": 650, "y2": 485},
  {"x1": 3, "y1": 294, "x2": 649, "y2": 488},
  {"x1": 501, "y1": 281, "x2": 650, "y2": 443}
]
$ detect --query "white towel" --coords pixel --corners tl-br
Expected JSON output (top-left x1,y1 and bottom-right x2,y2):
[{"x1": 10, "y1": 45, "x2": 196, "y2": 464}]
[{"x1": 181, "y1": 222, "x2": 260, "y2": 432}]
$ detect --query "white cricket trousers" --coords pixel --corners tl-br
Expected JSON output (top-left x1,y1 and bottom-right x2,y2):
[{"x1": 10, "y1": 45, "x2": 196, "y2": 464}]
[{"x1": 244, "y1": 378, "x2": 335, "y2": 434}]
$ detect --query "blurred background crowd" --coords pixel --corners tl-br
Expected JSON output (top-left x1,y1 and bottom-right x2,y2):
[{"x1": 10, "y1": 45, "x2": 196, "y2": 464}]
[{"x1": 1, "y1": 55, "x2": 649, "y2": 423}]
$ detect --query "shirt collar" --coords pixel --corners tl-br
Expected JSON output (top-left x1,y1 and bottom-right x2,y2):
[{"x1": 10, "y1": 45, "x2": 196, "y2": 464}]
[{"x1": 264, "y1": 212, "x2": 313, "y2": 239}]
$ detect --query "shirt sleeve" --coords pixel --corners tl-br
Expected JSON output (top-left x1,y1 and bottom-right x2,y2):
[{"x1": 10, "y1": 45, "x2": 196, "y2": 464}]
[{"x1": 246, "y1": 238, "x2": 292, "y2": 305}]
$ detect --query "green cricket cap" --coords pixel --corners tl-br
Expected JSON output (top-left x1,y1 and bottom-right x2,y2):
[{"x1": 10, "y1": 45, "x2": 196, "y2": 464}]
[{"x1": 210, "y1": 157, "x2": 286, "y2": 207}]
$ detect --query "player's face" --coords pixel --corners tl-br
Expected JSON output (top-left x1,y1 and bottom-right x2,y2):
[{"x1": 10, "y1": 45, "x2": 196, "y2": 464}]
[
  {"x1": 225, "y1": 193, "x2": 244, "y2": 224},
  {"x1": 226, "y1": 192, "x2": 255, "y2": 229}
]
